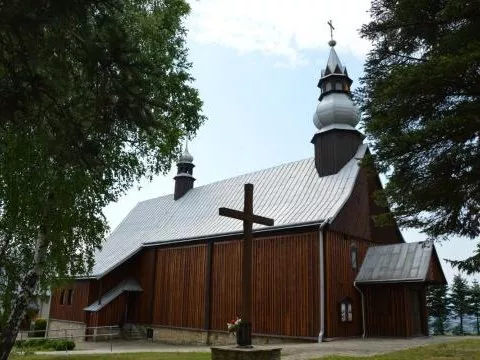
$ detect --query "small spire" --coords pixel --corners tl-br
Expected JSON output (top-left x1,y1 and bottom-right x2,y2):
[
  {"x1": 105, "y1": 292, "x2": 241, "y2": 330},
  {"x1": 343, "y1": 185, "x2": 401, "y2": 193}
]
[
  {"x1": 327, "y1": 20, "x2": 336, "y2": 47},
  {"x1": 178, "y1": 141, "x2": 194, "y2": 163}
]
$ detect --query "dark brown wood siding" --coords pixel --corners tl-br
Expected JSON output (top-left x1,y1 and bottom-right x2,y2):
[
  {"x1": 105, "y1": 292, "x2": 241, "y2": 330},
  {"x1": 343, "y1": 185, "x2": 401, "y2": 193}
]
[
  {"x1": 90, "y1": 248, "x2": 156, "y2": 325},
  {"x1": 426, "y1": 249, "x2": 447, "y2": 285},
  {"x1": 363, "y1": 284, "x2": 428, "y2": 337},
  {"x1": 363, "y1": 285, "x2": 409, "y2": 337},
  {"x1": 152, "y1": 244, "x2": 207, "y2": 328},
  {"x1": 330, "y1": 168, "x2": 402, "y2": 244},
  {"x1": 210, "y1": 240, "x2": 242, "y2": 331},
  {"x1": 312, "y1": 130, "x2": 363, "y2": 177},
  {"x1": 324, "y1": 230, "x2": 371, "y2": 338},
  {"x1": 210, "y1": 231, "x2": 319, "y2": 338},
  {"x1": 49, "y1": 280, "x2": 90, "y2": 323}
]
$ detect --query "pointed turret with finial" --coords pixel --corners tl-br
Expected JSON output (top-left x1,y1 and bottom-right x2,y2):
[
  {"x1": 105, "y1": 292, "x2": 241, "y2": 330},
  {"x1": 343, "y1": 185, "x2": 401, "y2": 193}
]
[
  {"x1": 311, "y1": 21, "x2": 364, "y2": 177},
  {"x1": 174, "y1": 142, "x2": 196, "y2": 200}
]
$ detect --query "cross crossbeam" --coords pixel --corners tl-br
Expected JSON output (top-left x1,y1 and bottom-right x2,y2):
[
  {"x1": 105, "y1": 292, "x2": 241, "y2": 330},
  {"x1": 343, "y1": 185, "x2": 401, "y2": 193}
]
[
  {"x1": 219, "y1": 208, "x2": 274, "y2": 227},
  {"x1": 219, "y1": 183, "x2": 274, "y2": 347}
]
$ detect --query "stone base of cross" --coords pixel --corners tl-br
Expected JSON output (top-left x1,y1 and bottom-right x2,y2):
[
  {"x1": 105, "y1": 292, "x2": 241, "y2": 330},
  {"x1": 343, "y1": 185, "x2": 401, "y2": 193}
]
[{"x1": 219, "y1": 183, "x2": 274, "y2": 347}]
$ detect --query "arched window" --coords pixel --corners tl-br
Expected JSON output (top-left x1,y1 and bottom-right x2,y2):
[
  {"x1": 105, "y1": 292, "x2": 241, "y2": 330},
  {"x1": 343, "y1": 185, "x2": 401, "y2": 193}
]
[
  {"x1": 351, "y1": 244, "x2": 358, "y2": 271},
  {"x1": 340, "y1": 297, "x2": 353, "y2": 322}
]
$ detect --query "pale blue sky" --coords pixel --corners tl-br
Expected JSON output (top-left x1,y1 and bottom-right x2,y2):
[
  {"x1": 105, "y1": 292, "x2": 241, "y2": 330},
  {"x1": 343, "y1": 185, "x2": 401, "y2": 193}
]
[{"x1": 104, "y1": 0, "x2": 478, "y2": 284}]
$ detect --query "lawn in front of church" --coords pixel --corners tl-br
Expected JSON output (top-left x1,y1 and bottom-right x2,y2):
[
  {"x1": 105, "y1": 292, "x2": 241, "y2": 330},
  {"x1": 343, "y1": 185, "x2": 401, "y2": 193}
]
[
  {"x1": 8, "y1": 339, "x2": 480, "y2": 359},
  {"x1": 320, "y1": 339, "x2": 480, "y2": 360}
]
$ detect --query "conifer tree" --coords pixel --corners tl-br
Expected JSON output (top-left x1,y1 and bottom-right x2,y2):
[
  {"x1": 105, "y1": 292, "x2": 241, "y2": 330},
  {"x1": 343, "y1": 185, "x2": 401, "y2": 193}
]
[
  {"x1": 448, "y1": 274, "x2": 470, "y2": 335},
  {"x1": 427, "y1": 284, "x2": 449, "y2": 335},
  {"x1": 360, "y1": 0, "x2": 480, "y2": 273},
  {"x1": 469, "y1": 280, "x2": 480, "y2": 335}
]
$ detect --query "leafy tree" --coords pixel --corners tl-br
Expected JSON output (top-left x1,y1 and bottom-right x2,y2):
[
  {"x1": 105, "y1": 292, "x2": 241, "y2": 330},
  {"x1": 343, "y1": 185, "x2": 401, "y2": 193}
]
[
  {"x1": 359, "y1": 0, "x2": 480, "y2": 271},
  {"x1": 427, "y1": 284, "x2": 449, "y2": 335},
  {"x1": 469, "y1": 280, "x2": 480, "y2": 335},
  {"x1": 0, "y1": 0, "x2": 205, "y2": 358},
  {"x1": 448, "y1": 274, "x2": 471, "y2": 335}
]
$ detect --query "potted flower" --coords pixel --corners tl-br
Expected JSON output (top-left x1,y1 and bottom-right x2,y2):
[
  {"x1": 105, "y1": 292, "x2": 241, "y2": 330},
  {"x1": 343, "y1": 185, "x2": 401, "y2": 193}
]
[{"x1": 226, "y1": 316, "x2": 241, "y2": 337}]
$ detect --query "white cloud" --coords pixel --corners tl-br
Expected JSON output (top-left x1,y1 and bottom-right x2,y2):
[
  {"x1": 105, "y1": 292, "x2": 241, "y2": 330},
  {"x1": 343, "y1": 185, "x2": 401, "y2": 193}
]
[{"x1": 186, "y1": 0, "x2": 372, "y2": 66}]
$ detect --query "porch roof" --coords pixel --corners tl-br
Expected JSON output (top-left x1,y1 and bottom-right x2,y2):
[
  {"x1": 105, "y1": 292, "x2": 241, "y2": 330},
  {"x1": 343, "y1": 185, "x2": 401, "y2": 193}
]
[
  {"x1": 355, "y1": 242, "x2": 447, "y2": 285},
  {"x1": 84, "y1": 278, "x2": 143, "y2": 312}
]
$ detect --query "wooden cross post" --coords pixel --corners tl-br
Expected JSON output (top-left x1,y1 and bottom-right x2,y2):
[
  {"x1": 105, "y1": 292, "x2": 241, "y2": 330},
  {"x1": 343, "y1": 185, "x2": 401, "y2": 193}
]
[{"x1": 219, "y1": 183, "x2": 274, "y2": 347}]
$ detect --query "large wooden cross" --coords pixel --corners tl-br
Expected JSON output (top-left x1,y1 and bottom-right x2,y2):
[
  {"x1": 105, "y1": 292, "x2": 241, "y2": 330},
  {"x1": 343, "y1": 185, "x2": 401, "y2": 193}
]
[{"x1": 219, "y1": 183, "x2": 274, "y2": 347}]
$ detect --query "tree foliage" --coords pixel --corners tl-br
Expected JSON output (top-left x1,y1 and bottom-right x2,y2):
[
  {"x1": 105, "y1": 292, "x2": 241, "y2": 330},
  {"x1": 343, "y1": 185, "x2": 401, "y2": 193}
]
[
  {"x1": 427, "y1": 284, "x2": 450, "y2": 335},
  {"x1": 0, "y1": 0, "x2": 204, "y2": 357},
  {"x1": 448, "y1": 274, "x2": 471, "y2": 335},
  {"x1": 360, "y1": 0, "x2": 480, "y2": 270}
]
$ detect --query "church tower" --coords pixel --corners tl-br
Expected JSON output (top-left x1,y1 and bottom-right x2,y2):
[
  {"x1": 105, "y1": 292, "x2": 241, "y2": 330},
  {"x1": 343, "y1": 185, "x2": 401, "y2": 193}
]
[
  {"x1": 173, "y1": 143, "x2": 196, "y2": 200},
  {"x1": 311, "y1": 32, "x2": 363, "y2": 177}
]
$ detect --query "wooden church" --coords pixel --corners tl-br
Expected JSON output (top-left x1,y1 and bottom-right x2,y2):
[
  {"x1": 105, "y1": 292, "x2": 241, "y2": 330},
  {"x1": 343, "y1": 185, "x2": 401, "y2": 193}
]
[{"x1": 47, "y1": 38, "x2": 446, "y2": 343}]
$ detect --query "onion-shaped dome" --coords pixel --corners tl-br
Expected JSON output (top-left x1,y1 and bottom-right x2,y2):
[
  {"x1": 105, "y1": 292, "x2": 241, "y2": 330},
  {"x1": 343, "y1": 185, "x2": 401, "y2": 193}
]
[
  {"x1": 313, "y1": 39, "x2": 359, "y2": 131},
  {"x1": 178, "y1": 143, "x2": 194, "y2": 163}
]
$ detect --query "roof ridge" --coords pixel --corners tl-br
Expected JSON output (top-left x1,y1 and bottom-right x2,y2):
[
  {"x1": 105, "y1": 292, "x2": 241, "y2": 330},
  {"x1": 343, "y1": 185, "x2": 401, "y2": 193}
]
[{"x1": 138, "y1": 156, "x2": 315, "y2": 205}]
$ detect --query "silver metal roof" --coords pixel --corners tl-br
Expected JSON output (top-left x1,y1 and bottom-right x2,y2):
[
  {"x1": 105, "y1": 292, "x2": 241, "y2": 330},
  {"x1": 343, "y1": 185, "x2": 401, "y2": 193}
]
[
  {"x1": 322, "y1": 46, "x2": 345, "y2": 76},
  {"x1": 355, "y1": 242, "x2": 435, "y2": 284},
  {"x1": 84, "y1": 278, "x2": 142, "y2": 312},
  {"x1": 90, "y1": 145, "x2": 367, "y2": 278}
]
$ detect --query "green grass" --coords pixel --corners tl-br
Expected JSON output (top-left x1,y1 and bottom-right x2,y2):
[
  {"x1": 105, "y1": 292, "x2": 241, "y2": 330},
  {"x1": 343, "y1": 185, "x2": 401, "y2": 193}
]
[
  {"x1": 9, "y1": 353, "x2": 210, "y2": 360},
  {"x1": 9, "y1": 339, "x2": 480, "y2": 360},
  {"x1": 318, "y1": 339, "x2": 480, "y2": 360}
]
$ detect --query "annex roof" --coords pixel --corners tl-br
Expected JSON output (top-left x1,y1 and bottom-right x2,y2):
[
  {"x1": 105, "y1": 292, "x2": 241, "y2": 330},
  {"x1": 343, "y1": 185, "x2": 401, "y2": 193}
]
[
  {"x1": 83, "y1": 278, "x2": 142, "y2": 312},
  {"x1": 89, "y1": 144, "x2": 367, "y2": 278},
  {"x1": 355, "y1": 241, "x2": 447, "y2": 285}
]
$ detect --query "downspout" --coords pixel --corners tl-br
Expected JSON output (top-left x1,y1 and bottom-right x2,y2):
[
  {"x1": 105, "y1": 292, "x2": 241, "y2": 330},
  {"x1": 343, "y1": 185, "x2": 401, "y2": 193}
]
[
  {"x1": 318, "y1": 221, "x2": 328, "y2": 343},
  {"x1": 354, "y1": 281, "x2": 366, "y2": 338}
]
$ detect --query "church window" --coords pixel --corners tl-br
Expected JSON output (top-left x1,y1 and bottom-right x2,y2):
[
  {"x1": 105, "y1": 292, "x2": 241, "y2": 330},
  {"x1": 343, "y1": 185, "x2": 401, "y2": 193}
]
[
  {"x1": 59, "y1": 289, "x2": 65, "y2": 305},
  {"x1": 340, "y1": 298, "x2": 353, "y2": 322},
  {"x1": 67, "y1": 289, "x2": 74, "y2": 305},
  {"x1": 351, "y1": 244, "x2": 358, "y2": 271}
]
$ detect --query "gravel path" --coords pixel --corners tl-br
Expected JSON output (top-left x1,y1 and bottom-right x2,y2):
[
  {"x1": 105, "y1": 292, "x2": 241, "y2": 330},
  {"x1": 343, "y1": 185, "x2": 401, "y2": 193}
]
[{"x1": 34, "y1": 336, "x2": 478, "y2": 359}]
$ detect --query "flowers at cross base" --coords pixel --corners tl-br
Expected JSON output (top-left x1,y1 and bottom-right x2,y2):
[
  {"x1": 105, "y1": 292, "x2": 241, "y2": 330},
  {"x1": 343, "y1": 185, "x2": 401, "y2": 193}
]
[{"x1": 226, "y1": 316, "x2": 242, "y2": 335}]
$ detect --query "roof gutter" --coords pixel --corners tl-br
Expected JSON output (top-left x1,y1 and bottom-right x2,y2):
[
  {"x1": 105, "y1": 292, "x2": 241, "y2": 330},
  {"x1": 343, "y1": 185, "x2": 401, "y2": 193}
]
[
  {"x1": 318, "y1": 220, "x2": 328, "y2": 343},
  {"x1": 354, "y1": 281, "x2": 366, "y2": 338}
]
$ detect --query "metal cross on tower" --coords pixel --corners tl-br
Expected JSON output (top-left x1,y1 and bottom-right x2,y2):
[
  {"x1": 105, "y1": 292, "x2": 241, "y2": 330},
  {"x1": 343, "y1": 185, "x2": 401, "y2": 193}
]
[
  {"x1": 327, "y1": 19, "x2": 335, "y2": 40},
  {"x1": 219, "y1": 183, "x2": 274, "y2": 347}
]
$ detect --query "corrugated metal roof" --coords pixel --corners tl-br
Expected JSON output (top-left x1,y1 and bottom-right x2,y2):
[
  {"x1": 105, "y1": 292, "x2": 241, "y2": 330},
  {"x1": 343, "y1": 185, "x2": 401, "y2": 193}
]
[
  {"x1": 90, "y1": 144, "x2": 367, "y2": 278},
  {"x1": 355, "y1": 242, "x2": 434, "y2": 284},
  {"x1": 84, "y1": 278, "x2": 142, "y2": 312}
]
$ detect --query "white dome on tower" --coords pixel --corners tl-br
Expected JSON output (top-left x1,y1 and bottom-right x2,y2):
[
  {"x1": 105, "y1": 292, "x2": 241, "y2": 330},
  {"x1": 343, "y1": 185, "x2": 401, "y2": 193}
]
[
  {"x1": 313, "y1": 93, "x2": 360, "y2": 130},
  {"x1": 312, "y1": 38, "x2": 360, "y2": 131},
  {"x1": 178, "y1": 143, "x2": 194, "y2": 163}
]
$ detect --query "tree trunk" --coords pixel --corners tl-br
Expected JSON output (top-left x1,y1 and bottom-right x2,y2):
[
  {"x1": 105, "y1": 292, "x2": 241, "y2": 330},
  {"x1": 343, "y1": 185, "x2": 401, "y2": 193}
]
[
  {"x1": 477, "y1": 314, "x2": 479, "y2": 335},
  {"x1": 459, "y1": 314, "x2": 464, "y2": 335},
  {"x1": 0, "y1": 229, "x2": 47, "y2": 360}
]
